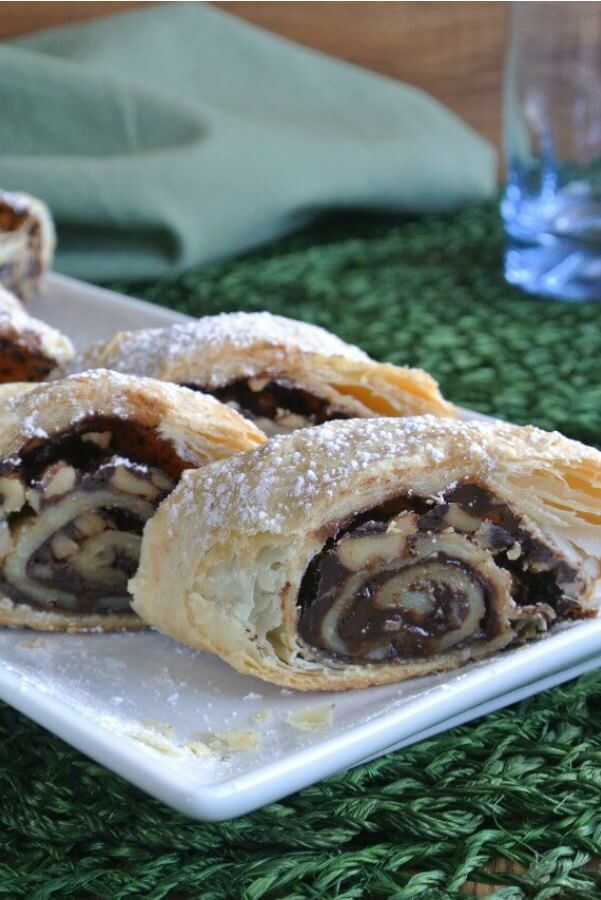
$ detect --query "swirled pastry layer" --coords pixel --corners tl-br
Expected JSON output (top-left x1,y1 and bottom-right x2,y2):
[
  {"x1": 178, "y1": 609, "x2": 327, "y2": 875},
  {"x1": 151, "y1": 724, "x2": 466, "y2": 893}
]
[
  {"x1": 131, "y1": 417, "x2": 601, "y2": 690},
  {"x1": 297, "y1": 485, "x2": 589, "y2": 663},
  {"x1": 0, "y1": 190, "x2": 55, "y2": 301},
  {"x1": 0, "y1": 370, "x2": 265, "y2": 630},
  {"x1": 0, "y1": 286, "x2": 73, "y2": 383},
  {"x1": 57, "y1": 311, "x2": 454, "y2": 432}
]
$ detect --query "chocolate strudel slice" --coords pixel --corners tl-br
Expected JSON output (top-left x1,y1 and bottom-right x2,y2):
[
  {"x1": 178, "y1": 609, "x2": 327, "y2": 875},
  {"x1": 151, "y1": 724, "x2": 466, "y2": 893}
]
[
  {"x1": 0, "y1": 371, "x2": 265, "y2": 630},
  {"x1": 131, "y1": 417, "x2": 600, "y2": 690}
]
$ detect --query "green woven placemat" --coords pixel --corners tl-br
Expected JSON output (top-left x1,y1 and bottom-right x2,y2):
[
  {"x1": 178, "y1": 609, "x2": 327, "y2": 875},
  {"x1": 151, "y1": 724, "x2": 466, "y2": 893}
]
[{"x1": 1, "y1": 201, "x2": 600, "y2": 898}]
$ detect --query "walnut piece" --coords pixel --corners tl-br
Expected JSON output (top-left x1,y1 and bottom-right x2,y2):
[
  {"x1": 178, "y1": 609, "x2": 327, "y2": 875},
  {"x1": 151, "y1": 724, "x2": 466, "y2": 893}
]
[
  {"x1": 51, "y1": 533, "x2": 79, "y2": 560},
  {"x1": 42, "y1": 463, "x2": 76, "y2": 499},
  {"x1": 111, "y1": 466, "x2": 161, "y2": 500},
  {"x1": 0, "y1": 476, "x2": 26, "y2": 514}
]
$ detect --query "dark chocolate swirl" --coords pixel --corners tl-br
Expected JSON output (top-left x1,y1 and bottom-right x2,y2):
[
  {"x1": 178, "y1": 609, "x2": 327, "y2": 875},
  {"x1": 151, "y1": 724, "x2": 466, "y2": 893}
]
[
  {"x1": 0, "y1": 417, "x2": 176, "y2": 613},
  {"x1": 298, "y1": 484, "x2": 588, "y2": 662}
]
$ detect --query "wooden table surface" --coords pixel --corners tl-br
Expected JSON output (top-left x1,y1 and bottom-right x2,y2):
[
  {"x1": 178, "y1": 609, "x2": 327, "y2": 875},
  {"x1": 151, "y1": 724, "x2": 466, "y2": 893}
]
[{"x1": 0, "y1": 1, "x2": 508, "y2": 153}]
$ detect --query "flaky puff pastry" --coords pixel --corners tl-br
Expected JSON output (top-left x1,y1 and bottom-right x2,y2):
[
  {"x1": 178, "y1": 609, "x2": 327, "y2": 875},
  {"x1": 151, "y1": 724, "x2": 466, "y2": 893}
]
[
  {"x1": 58, "y1": 312, "x2": 454, "y2": 432},
  {"x1": 0, "y1": 286, "x2": 73, "y2": 383},
  {"x1": 0, "y1": 370, "x2": 265, "y2": 632},
  {"x1": 132, "y1": 417, "x2": 601, "y2": 691}
]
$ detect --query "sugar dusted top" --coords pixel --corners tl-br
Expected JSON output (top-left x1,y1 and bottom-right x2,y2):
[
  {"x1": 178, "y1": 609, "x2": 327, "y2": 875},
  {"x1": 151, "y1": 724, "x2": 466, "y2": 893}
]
[
  {"x1": 0, "y1": 370, "x2": 144, "y2": 443},
  {"x1": 166, "y1": 416, "x2": 591, "y2": 539},
  {"x1": 65, "y1": 311, "x2": 369, "y2": 379},
  {"x1": 167, "y1": 312, "x2": 368, "y2": 359},
  {"x1": 0, "y1": 369, "x2": 264, "y2": 467}
]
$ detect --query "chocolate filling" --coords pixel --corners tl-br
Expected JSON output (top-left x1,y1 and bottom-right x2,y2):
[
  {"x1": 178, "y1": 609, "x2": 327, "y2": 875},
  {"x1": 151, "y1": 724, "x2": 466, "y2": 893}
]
[
  {"x1": 3, "y1": 415, "x2": 188, "y2": 481},
  {"x1": 0, "y1": 332, "x2": 54, "y2": 383},
  {"x1": 297, "y1": 483, "x2": 588, "y2": 662},
  {"x1": 185, "y1": 378, "x2": 350, "y2": 430},
  {"x1": 0, "y1": 417, "x2": 179, "y2": 614},
  {"x1": 338, "y1": 564, "x2": 472, "y2": 658},
  {"x1": 419, "y1": 484, "x2": 586, "y2": 614}
]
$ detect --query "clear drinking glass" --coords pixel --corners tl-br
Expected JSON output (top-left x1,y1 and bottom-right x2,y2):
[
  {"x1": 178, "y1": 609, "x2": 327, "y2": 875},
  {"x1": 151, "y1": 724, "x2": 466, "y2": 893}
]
[{"x1": 502, "y1": 1, "x2": 601, "y2": 301}]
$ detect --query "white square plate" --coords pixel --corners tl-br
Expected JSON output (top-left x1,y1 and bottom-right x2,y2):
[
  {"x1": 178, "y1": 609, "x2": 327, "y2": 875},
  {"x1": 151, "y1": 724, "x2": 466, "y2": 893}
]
[{"x1": 0, "y1": 272, "x2": 597, "y2": 822}]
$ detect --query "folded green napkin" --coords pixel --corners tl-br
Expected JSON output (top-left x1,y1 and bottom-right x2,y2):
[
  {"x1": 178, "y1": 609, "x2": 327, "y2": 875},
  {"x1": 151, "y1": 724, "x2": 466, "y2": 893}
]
[{"x1": 0, "y1": 3, "x2": 495, "y2": 282}]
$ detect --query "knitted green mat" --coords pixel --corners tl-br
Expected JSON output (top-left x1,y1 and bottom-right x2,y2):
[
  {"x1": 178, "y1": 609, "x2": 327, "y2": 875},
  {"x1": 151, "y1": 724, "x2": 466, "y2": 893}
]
[{"x1": 2, "y1": 201, "x2": 601, "y2": 898}]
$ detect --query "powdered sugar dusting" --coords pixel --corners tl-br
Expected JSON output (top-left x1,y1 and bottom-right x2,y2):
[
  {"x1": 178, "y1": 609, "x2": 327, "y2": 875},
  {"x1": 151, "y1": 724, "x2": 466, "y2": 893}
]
[
  {"x1": 1, "y1": 369, "x2": 206, "y2": 443},
  {"x1": 65, "y1": 311, "x2": 368, "y2": 379},
  {"x1": 165, "y1": 416, "x2": 560, "y2": 539},
  {"x1": 1, "y1": 370, "x2": 130, "y2": 436}
]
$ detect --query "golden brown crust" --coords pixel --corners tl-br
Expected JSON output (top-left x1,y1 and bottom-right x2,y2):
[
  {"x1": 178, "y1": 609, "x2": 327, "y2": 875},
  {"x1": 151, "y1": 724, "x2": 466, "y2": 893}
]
[
  {"x1": 0, "y1": 370, "x2": 266, "y2": 631},
  {"x1": 58, "y1": 312, "x2": 454, "y2": 421},
  {"x1": 131, "y1": 416, "x2": 601, "y2": 690},
  {"x1": 0, "y1": 599, "x2": 144, "y2": 632}
]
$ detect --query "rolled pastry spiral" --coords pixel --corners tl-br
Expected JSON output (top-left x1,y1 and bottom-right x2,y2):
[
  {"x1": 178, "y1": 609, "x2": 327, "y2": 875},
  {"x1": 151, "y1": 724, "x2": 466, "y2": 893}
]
[
  {"x1": 132, "y1": 417, "x2": 601, "y2": 690},
  {"x1": 0, "y1": 189, "x2": 55, "y2": 301},
  {"x1": 58, "y1": 311, "x2": 454, "y2": 434},
  {"x1": 0, "y1": 286, "x2": 73, "y2": 383},
  {"x1": 0, "y1": 370, "x2": 265, "y2": 630}
]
